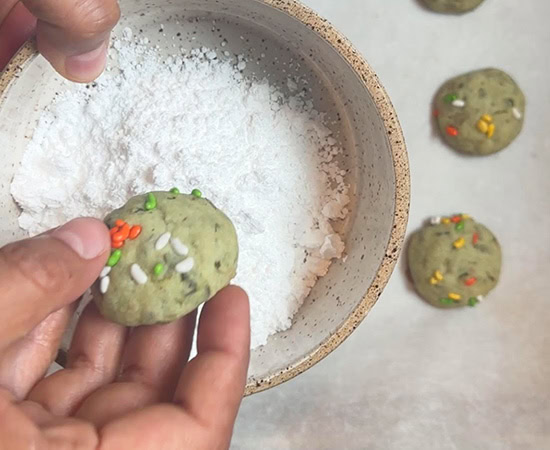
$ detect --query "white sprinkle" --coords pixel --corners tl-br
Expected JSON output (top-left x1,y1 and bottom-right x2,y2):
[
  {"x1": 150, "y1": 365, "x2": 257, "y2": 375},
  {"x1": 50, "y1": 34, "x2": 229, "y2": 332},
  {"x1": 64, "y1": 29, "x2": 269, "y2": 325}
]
[
  {"x1": 130, "y1": 263, "x2": 148, "y2": 284},
  {"x1": 175, "y1": 257, "x2": 195, "y2": 274},
  {"x1": 171, "y1": 237, "x2": 189, "y2": 256},
  {"x1": 430, "y1": 216, "x2": 441, "y2": 225},
  {"x1": 476, "y1": 295, "x2": 484, "y2": 302},
  {"x1": 100, "y1": 266, "x2": 111, "y2": 278},
  {"x1": 155, "y1": 232, "x2": 171, "y2": 250},
  {"x1": 452, "y1": 99, "x2": 465, "y2": 108},
  {"x1": 512, "y1": 107, "x2": 522, "y2": 120},
  {"x1": 100, "y1": 276, "x2": 110, "y2": 294}
]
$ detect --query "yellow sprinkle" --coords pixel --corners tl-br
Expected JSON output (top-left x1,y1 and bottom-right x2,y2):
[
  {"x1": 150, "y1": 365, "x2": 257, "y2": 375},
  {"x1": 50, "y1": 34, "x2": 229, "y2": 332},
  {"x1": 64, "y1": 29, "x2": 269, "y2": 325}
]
[
  {"x1": 434, "y1": 270, "x2": 444, "y2": 281},
  {"x1": 481, "y1": 114, "x2": 493, "y2": 123},
  {"x1": 448, "y1": 292, "x2": 462, "y2": 301},
  {"x1": 453, "y1": 237, "x2": 465, "y2": 249},
  {"x1": 477, "y1": 120, "x2": 489, "y2": 134},
  {"x1": 487, "y1": 123, "x2": 495, "y2": 138},
  {"x1": 430, "y1": 277, "x2": 438, "y2": 285},
  {"x1": 442, "y1": 217, "x2": 451, "y2": 225},
  {"x1": 461, "y1": 214, "x2": 471, "y2": 219}
]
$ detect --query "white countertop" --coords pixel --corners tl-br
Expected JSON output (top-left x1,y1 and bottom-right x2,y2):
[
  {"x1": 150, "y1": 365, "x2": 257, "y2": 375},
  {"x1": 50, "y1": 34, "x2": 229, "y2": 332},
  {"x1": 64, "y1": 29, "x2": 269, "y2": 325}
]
[{"x1": 232, "y1": 1, "x2": 550, "y2": 448}]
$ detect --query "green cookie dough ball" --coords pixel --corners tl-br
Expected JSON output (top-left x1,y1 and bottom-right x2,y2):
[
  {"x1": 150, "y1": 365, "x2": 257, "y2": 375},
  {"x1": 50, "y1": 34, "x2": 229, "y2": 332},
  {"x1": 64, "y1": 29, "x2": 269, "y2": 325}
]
[
  {"x1": 408, "y1": 214, "x2": 501, "y2": 308},
  {"x1": 93, "y1": 190, "x2": 238, "y2": 326},
  {"x1": 434, "y1": 68, "x2": 525, "y2": 155},
  {"x1": 422, "y1": 0, "x2": 484, "y2": 14}
]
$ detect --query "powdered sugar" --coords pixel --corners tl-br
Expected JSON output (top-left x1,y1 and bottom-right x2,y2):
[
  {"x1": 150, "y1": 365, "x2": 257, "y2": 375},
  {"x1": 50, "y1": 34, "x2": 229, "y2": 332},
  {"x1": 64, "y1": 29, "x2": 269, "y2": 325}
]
[{"x1": 10, "y1": 34, "x2": 350, "y2": 348}]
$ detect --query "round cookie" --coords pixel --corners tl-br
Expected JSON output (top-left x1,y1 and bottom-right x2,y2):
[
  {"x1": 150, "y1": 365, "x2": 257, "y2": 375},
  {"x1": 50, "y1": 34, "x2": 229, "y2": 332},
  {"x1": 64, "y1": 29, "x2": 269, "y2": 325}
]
[
  {"x1": 422, "y1": 0, "x2": 485, "y2": 14},
  {"x1": 408, "y1": 214, "x2": 501, "y2": 308},
  {"x1": 434, "y1": 68, "x2": 525, "y2": 155},
  {"x1": 93, "y1": 189, "x2": 238, "y2": 326}
]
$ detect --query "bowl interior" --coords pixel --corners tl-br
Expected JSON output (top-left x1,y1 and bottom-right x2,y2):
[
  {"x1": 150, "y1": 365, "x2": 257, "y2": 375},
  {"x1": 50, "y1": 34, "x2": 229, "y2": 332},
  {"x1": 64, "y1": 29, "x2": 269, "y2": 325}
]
[{"x1": 0, "y1": 0, "x2": 407, "y2": 393}]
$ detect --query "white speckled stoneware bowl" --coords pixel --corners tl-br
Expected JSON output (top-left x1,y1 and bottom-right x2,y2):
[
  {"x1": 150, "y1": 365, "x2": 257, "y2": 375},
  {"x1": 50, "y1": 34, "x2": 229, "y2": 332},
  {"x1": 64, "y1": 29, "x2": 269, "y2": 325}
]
[{"x1": 0, "y1": 0, "x2": 409, "y2": 394}]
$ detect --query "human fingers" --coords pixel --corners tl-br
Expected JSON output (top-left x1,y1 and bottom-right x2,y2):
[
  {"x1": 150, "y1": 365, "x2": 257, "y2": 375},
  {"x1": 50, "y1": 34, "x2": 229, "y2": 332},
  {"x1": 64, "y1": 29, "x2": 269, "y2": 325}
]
[
  {"x1": 75, "y1": 311, "x2": 196, "y2": 427},
  {"x1": 0, "y1": 304, "x2": 75, "y2": 399},
  {"x1": 27, "y1": 302, "x2": 126, "y2": 416},
  {"x1": 99, "y1": 287, "x2": 249, "y2": 450},
  {"x1": 0, "y1": 217, "x2": 109, "y2": 352},
  {"x1": 22, "y1": 0, "x2": 120, "y2": 82},
  {"x1": 0, "y1": 2, "x2": 36, "y2": 70},
  {"x1": 173, "y1": 286, "x2": 250, "y2": 447},
  {"x1": 4, "y1": 395, "x2": 99, "y2": 449}
]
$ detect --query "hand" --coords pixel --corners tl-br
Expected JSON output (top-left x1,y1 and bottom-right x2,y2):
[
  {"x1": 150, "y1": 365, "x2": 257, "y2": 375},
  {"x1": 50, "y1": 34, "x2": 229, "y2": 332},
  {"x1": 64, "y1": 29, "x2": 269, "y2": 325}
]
[
  {"x1": 0, "y1": 218, "x2": 251, "y2": 449},
  {"x1": 0, "y1": 0, "x2": 120, "y2": 82}
]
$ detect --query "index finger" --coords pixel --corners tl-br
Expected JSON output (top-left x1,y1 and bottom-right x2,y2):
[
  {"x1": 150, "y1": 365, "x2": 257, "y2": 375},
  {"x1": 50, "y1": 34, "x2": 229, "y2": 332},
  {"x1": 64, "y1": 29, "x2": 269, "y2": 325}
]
[
  {"x1": 22, "y1": 0, "x2": 120, "y2": 82},
  {"x1": 173, "y1": 286, "x2": 250, "y2": 440}
]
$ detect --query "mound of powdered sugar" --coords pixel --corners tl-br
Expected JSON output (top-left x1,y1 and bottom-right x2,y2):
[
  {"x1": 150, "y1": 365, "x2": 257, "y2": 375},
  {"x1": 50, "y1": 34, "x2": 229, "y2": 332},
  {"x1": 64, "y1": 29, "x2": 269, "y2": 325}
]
[{"x1": 11, "y1": 34, "x2": 350, "y2": 348}]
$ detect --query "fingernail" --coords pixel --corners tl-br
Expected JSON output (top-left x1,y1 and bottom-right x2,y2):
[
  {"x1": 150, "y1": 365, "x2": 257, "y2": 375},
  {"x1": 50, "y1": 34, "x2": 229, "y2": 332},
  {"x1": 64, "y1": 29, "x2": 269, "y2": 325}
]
[
  {"x1": 64, "y1": 42, "x2": 107, "y2": 81},
  {"x1": 52, "y1": 218, "x2": 109, "y2": 260}
]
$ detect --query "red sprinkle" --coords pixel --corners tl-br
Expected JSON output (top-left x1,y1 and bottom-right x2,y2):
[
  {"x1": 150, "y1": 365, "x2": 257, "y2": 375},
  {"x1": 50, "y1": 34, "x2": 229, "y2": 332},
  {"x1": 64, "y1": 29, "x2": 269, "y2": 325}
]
[
  {"x1": 115, "y1": 219, "x2": 125, "y2": 227},
  {"x1": 446, "y1": 126, "x2": 459, "y2": 137},
  {"x1": 129, "y1": 225, "x2": 142, "y2": 240},
  {"x1": 451, "y1": 215, "x2": 462, "y2": 223},
  {"x1": 112, "y1": 240, "x2": 124, "y2": 249},
  {"x1": 433, "y1": 109, "x2": 440, "y2": 117},
  {"x1": 472, "y1": 233, "x2": 479, "y2": 244},
  {"x1": 109, "y1": 226, "x2": 119, "y2": 236},
  {"x1": 465, "y1": 277, "x2": 477, "y2": 286}
]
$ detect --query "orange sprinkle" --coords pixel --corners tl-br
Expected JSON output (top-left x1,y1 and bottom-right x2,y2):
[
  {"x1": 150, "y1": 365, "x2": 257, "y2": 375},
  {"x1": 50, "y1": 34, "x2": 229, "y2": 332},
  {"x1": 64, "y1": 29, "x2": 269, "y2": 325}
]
[
  {"x1": 115, "y1": 219, "x2": 125, "y2": 227},
  {"x1": 451, "y1": 215, "x2": 462, "y2": 223},
  {"x1": 119, "y1": 223, "x2": 130, "y2": 240},
  {"x1": 129, "y1": 225, "x2": 142, "y2": 240},
  {"x1": 465, "y1": 277, "x2": 477, "y2": 286},
  {"x1": 472, "y1": 233, "x2": 479, "y2": 244},
  {"x1": 109, "y1": 226, "x2": 120, "y2": 236},
  {"x1": 112, "y1": 232, "x2": 125, "y2": 242},
  {"x1": 111, "y1": 240, "x2": 124, "y2": 249}
]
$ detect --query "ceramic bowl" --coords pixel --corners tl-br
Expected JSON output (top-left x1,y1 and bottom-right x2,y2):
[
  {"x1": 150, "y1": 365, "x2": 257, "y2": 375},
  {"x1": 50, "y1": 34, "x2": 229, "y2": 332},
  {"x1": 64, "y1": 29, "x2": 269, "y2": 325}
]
[{"x1": 0, "y1": 0, "x2": 409, "y2": 394}]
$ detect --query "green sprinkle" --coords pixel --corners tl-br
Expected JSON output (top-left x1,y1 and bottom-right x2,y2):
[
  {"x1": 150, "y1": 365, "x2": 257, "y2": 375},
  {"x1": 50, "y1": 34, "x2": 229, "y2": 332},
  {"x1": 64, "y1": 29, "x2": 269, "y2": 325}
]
[
  {"x1": 153, "y1": 263, "x2": 164, "y2": 276},
  {"x1": 107, "y1": 249, "x2": 122, "y2": 267},
  {"x1": 456, "y1": 221, "x2": 465, "y2": 231},
  {"x1": 169, "y1": 187, "x2": 180, "y2": 194},
  {"x1": 191, "y1": 188, "x2": 202, "y2": 198},
  {"x1": 440, "y1": 298, "x2": 454, "y2": 305},
  {"x1": 444, "y1": 93, "x2": 458, "y2": 104},
  {"x1": 145, "y1": 192, "x2": 157, "y2": 210},
  {"x1": 468, "y1": 297, "x2": 479, "y2": 307}
]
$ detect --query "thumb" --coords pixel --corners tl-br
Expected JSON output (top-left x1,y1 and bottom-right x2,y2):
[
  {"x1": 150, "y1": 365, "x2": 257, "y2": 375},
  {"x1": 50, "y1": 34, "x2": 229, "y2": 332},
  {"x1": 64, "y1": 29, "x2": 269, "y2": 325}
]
[
  {"x1": 0, "y1": 218, "x2": 109, "y2": 351},
  {"x1": 22, "y1": 0, "x2": 120, "y2": 82}
]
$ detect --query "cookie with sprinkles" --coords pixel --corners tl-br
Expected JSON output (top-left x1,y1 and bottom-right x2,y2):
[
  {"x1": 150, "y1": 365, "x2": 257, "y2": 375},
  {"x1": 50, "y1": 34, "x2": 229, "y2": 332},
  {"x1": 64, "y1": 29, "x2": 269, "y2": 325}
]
[
  {"x1": 408, "y1": 214, "x2": 501, "y2": 308},
  {"x1": 421, "y1": 0, "x2": 485, "y2": 14},
  {"x1": 93, "y1": 189, "x2": 238, "y2": 326},
  {"x1": 434, "y1": 68, "x2": 525, "y2": 155}
]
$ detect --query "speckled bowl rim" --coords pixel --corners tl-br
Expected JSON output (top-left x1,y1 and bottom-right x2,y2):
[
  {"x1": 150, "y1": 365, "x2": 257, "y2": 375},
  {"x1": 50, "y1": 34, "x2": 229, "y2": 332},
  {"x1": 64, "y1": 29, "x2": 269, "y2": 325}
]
[{"x1": 0, "y1": 0, "x2": 409, "y2": 396}]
